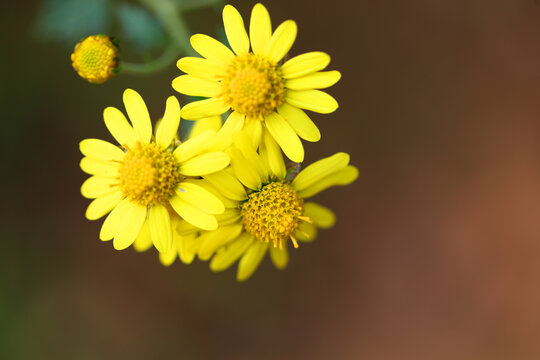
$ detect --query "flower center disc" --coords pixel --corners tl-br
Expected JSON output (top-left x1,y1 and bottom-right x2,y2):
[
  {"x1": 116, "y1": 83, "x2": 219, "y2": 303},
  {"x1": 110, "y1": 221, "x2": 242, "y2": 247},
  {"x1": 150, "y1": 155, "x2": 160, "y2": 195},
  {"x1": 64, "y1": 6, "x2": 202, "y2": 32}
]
[
  {"x1": 71, "y1": 35, "x2": 118, "y2": 84},
  {"x1": 118, "y1": 143, "x2": 180, "y2": 206},
  {"x1": 221, "y1": 53, "x2": 285, "y2": 119},
  {"x1": 241, "y1": 182, "x2": 303, "y2": 247}
]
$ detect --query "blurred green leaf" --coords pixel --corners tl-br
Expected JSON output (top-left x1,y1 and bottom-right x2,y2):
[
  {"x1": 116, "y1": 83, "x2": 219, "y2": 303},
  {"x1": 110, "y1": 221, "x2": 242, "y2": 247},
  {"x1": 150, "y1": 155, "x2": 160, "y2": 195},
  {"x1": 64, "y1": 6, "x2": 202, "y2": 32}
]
[
  {"x1": 33, "y1": 0, "x2": 111, "y2": 43},
  {"x1": 115, "y1": 2, "x2": 167, "y2": 51}
]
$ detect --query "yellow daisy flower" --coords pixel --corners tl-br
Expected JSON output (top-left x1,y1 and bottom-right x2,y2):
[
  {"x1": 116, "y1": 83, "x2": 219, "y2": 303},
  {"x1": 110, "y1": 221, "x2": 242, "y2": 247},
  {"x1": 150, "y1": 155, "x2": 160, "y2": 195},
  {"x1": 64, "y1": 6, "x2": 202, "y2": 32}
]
[
  {"x1": 79, "y1": 89, "x2": 230, "y2": 253},
  {"x1": 172, "y1": 3, "x2": 340, "y2": 163},
  {"x1": 138, "y1": 116, "x2": 228, "y2": 265},
  {"x1": 160, "y1": 130, "x2": 358, "y2": 280}
]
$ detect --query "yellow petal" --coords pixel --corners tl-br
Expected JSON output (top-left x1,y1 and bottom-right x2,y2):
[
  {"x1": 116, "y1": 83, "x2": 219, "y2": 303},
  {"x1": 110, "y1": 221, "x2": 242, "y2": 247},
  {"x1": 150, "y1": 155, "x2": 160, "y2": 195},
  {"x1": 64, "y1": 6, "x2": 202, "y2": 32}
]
[
  {"x1": 233, "y1": 131, "x2": 268, "y2": 180},
  {"x1": 173, "y1": 129, "x2": 216, "y2": 163},
  {"x1": 99, "y1": 198, "x2": 131, "y2": 241},
  {"x1": 285, "y1": 90, "x2": 338, "y2": 114},
  {"x1": 292, "y1": 152, "x2": 349, "y2": 191},
  {"x1": 223, "y1": 5, "x2": 249, "y2": 55},
  {"x1": 249, "y1": 3, "x2": 272, "y2": 55},
  {"x1": 303, "y1": 202, "x2": 336, "y2": 229},
  {"x1": 176, "y1": 57, "x2": 226, "y2": 81},
  {"x1": 133, "y1": 218, "x2": 152, "y2": 252},
  {"x1": 269, "y1": 245, "x2": 288, "y2": 270},
  {"x1": 265, "y1": 20, "x2": 297, "y2": 63},
  {"x1": 149, "y1": 204, "x2": 172, "y2": 253},
  {"x1": 123, "y1": 89, "x2": 152, "y2": 144},
  {"x1": 229, "y1": 147, "x2": 262, "y2": 190},
  {"x1": 257, "y1": 138, "x2": 272, "y2": 176},
  {"x1": 81, "y1": 176, "x2": 118, "y2": 199},
  {"x1": 188, "y1": 179, "x2": 237, "y2": 208},
  {"x1": 179, "y1": 233, "x2": 200, "y2": 264},
  {"x1": 160, "y1": 222, "x2": 182, "y2": 265},
  {"x1": 264, "y1": 112, "x2": 304, "y2": 163},
  {"x1": 170, "y1": 195, "x2": 218, "y2": 231},
  {"x1": 175, "y1": 181, "x2": 225, "y2": 215},
  {"x1": 242, "y1": 118, "x2": 262, "y2": 149},
  {"x1": 285, "y1": 70, "x2": 341, "y2": 90},
  {"x1": 261, "y1": 130, "x2": 286, "y2": 179},
  {"x1": 103, "y1": 107, "x2": 137, "y2": 149},
  {"x1": 180, "y1": 98, "x2": 230, "y2": 120},
  {"x1": 159, "y1": 246, "x2": 178, "y2": 266},
  {"x1": 295, "y1": 221, "x2": 317, "y2": 242},
  {"x1": 203, "y1": 170, "x2": 247, "y2": 201},
  {"x1": 79, "y1": 139, "x2": 124, "y2": 162},
  {"x1": 176, "y1": 219, "x2": 200, "y2": 236},
  {"x1": 179, "y1": 152, "x2": 230, "y2": 176},
  {"x1": 189, "y1": 116, "x2": 223, "y2": 139},
  {"x1": 215, "y1": 208, "x2": 242, "y2": 226},
  {"x1": 155, "y1": 96, "x2": 181, "y2": 149},
  {"x1": 209, "y1": 111, "x2": 244, "y2": 151},
  {"x1": 237, "y1": 241, "x2": 267, "y2": 281},
  {"x1": 172, "y1": 75, "x2": 221, "y2": 97},
  {"x1": 210, "y1": 233, "x2": 254, "y2": 272},
  {"x1": 281, "y1": 52, "x2": 331, "y2": 79},
  {"x1": 299, "y1": 165, "x2": 359, "y2": 199},
  {"x1": 113, "y1": 202, "x2": 147, "y2": 250},
  {"x1": 190, "y1": 34, "x2": 235, "y2": 65},
  {"x1": 277, "y1": 103, "x2": 320, "y2": 142},
  {"x1": 198, "y1": 224, "x2": 243, "y2": 261},
  {"x1": 80, "y1": 157, "x2": 118, "y2": 178}
]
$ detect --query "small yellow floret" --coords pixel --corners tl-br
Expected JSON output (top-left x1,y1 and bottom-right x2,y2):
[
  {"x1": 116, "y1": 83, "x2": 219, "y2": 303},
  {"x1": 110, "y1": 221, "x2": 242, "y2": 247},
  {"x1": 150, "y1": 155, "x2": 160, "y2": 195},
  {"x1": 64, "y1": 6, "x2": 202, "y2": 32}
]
[
  {"x1": 241, "y1": 182, "x2": 305, "y2": 248},
  {"x1": 71, "y1": 35, "x2": 118, "y2": 84},
  {"x1": 119, "y1": 143, "x2": 181, "y2": 206},
  {"x1": 220, "y1": 53, "x2": 285, "y2": 119}
]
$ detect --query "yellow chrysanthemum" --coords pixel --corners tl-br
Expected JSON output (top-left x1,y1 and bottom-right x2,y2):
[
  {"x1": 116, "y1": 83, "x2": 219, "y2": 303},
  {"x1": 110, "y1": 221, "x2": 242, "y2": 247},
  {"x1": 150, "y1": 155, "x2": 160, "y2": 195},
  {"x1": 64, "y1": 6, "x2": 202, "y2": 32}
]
[
  {"x1": 160, "y1": 130, "x2": 358, "y2": 281},
  {"x1": 71, "y1": 35, "x2": 119, "y2": 84},
  {"x1": 172, "y1": 3, "x2": 340, "y2": 163},
  {"x1": 133, "y1": 116, "x2": 227, "y2": 263},
  {"x1": 79, "y1": 89, "x2": 231, "y2": 252}
]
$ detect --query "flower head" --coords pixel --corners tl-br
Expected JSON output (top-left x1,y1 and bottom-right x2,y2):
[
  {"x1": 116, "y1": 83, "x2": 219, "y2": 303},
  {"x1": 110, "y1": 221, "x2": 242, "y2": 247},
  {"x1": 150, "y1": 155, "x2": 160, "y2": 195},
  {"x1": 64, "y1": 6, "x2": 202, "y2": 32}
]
[
  {"x1": 172, "y1": 3, "x2": 340, "y2": 163},
  {"x1": 80, "y1": 89, "x2": 230, "y2": 252},
  {"x1": 160, "y1": 130, "x2": 358, "y2": 281},
  {"x1": 71, "y1": 35, "x2": 119, "y2": 84}
]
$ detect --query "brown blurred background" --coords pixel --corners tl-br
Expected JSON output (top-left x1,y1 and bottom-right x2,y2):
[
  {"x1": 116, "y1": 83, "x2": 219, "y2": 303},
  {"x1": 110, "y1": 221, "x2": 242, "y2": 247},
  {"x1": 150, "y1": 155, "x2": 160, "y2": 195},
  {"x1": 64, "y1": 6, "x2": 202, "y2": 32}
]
[{"x1": 2, "y1": 0, "x2": 540, "y2": 359}]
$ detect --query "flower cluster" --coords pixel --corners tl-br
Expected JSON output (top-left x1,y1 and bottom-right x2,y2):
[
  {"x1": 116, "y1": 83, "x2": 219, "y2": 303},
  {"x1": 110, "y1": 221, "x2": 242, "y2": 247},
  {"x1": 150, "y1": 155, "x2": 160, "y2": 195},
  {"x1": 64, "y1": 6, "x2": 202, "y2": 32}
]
[{"x1": 80, "y1": 3, "x2": 358, "y2": 281}]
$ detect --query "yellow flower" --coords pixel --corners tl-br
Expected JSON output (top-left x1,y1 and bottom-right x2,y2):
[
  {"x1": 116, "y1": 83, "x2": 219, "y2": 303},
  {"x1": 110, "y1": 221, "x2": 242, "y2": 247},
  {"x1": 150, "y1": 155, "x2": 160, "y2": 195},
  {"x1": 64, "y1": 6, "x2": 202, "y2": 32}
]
[
  {"x1": 71, "y1": 35, "x2": 119, "y2": 84},
  {"x1": 153, "y1": 116, "x2": 228, "y2": 265},
  {"x1": 160, "y1": 130, "x2": 358, "y2": 281},
  {"x1": 79, "y1": 89, "x2": 230, "y2": 252},
  {"x1": 172, "y1": 3, "x2": 340, "y2": 163},
  {"x1": 140, "y1": 116, "x2": 228, "y2": 264}
]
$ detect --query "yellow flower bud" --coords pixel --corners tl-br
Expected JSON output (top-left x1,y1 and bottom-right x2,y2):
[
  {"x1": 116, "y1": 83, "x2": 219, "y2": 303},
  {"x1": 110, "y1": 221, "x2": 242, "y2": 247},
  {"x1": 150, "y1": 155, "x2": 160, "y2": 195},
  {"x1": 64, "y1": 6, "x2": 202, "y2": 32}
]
[{"x1": 71, "y1": 35, "x2": 119, "y2": 84}]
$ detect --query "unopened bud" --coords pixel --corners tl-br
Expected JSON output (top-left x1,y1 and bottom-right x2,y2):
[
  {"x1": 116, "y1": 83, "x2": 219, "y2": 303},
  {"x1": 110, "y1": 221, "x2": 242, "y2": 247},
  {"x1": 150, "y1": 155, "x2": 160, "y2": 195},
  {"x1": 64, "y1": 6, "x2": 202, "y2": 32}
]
[{"x1": 71, "y1": 35, "x2": 119, "y2": 84}]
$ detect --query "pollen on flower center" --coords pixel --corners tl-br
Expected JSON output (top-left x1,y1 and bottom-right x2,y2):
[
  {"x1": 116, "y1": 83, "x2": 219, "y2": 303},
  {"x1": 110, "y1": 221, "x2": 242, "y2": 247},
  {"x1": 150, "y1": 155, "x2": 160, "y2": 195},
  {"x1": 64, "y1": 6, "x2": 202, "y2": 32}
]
[
  {"x1": 118, "y1": 143, "x2": 181, "y2": 206},
  {"x1": 220, "y1": 53, "x2": 285, "y2": 119},
  {"x1": 71, "y1": 35, "x2": 118, "y2": 84},
  {"x1": 241, "y1": 181, "x2": 304, "y2": 248}
]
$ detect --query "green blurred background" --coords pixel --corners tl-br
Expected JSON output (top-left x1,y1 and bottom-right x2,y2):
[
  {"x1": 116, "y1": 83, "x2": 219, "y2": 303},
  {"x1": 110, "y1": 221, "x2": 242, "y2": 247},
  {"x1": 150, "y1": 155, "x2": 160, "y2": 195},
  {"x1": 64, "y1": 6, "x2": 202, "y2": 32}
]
[{"x1": 2, "y1": 0, "x2": 540, "y2": 359}]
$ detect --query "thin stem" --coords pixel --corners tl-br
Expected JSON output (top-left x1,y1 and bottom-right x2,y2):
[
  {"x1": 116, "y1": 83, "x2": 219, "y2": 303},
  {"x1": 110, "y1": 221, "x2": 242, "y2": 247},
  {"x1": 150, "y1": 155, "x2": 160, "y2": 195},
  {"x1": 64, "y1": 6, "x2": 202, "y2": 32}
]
[
  {"x1": 139, "y1": 0, "x2": 191, "y2": 52},
  {"x1": 119, "y1": 43, "x2": 180, "y2": 74},
  {"x1": 120, "y1": 0, "x2": 195, "y2": 74}
]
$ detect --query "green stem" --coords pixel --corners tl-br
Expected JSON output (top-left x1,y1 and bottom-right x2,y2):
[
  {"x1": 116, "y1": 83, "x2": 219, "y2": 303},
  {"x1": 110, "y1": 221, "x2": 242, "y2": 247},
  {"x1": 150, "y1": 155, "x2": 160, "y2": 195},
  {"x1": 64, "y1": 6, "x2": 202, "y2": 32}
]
[
  {"x1": 139, "y1": 0, "x2": 191, "y2": 53},
  {"x1": 119, "y1": 43, "x2": 180, "y2": 74},
  {"x1": 120, "y1": 0, "x2": 196, "y2": 74}
]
